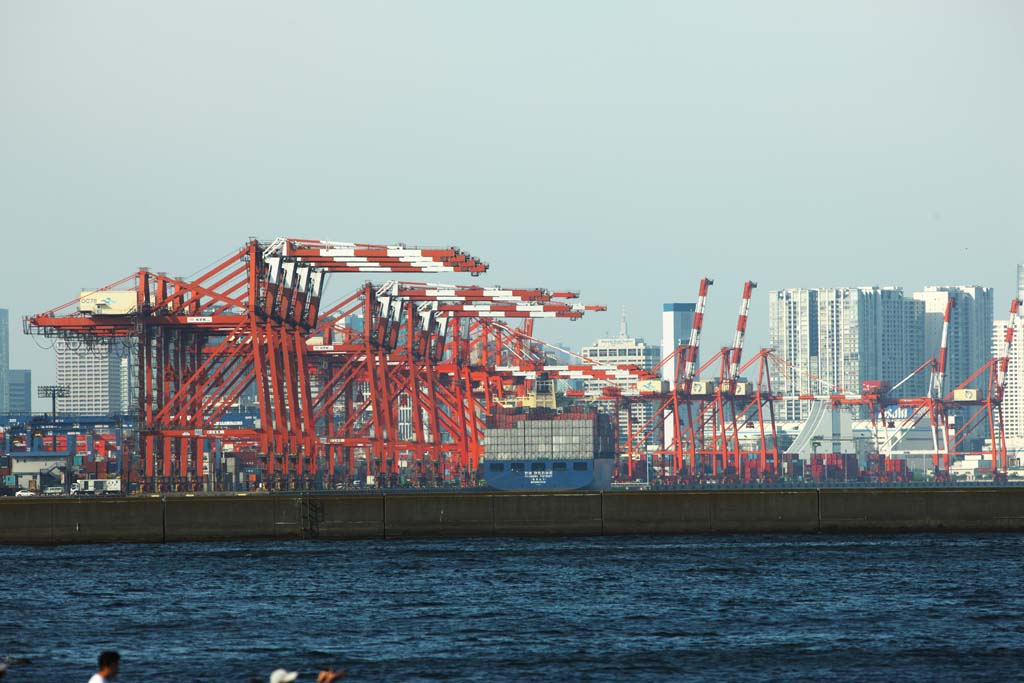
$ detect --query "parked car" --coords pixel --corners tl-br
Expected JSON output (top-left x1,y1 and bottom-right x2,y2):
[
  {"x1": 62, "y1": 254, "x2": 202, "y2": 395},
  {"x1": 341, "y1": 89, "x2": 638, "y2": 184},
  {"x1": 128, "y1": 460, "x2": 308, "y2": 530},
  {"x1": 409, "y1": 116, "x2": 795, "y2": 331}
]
[{"x1": 14, "y1": 489, "x2": 36, "y2": 497}]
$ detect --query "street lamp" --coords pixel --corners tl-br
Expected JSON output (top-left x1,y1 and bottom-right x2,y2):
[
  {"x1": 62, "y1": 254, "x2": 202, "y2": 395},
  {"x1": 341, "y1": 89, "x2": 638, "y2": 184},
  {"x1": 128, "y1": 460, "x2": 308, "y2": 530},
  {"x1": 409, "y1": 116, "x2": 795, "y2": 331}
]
[{"x1": 37, "y1": 385, "x2": 71, "y2": 493}]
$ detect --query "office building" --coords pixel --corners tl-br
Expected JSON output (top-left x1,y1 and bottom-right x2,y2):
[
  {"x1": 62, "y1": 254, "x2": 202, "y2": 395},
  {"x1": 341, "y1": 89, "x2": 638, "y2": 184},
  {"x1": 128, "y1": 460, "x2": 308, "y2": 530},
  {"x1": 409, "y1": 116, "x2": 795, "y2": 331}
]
[
  {"x1": 55, "y1": 339, "x2": 125, "y2": 415},
  {"x1": 7, "y1": 369, "x2": 31, "y2": 413},
  {"x1": 581, "y1": 334, "x2": 661, "y2": 397},
  {"x1": 661, "y1": 303, "x2": 695, "y2": 448},
  {"x1": 582, "y1": 312, "x2": 661, "y2": 447},
  {"x1": 769, "y1": 287, "x2": 925, "y2": 420},
  {"x1": 660, "y1": 303, "x2": 696, "y2": 387}
]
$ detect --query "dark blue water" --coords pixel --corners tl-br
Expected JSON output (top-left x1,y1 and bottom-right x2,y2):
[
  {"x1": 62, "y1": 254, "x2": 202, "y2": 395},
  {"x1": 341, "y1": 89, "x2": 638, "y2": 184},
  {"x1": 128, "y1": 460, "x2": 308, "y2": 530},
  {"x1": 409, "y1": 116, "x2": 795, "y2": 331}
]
[{"x1": 2, "y1": 534, "x2": 1023, "y2": 682}]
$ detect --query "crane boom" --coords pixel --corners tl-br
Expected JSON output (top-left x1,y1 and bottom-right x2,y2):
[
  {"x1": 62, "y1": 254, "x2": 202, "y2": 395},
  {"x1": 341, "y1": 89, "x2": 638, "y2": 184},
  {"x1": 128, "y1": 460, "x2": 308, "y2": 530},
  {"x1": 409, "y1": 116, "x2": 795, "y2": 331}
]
[
  {"x1": 682, "y1": 277, "x2": 713, "y2": 386},
  {"x1": 931, "y1": 295, "x2": 954, "y2": 399},
  {"x1": 995, "y1": 298, "x2": 1022, "y2": 402},
  {"x1": 728, "y1": 281, "x2": 757, "y2": 383}
]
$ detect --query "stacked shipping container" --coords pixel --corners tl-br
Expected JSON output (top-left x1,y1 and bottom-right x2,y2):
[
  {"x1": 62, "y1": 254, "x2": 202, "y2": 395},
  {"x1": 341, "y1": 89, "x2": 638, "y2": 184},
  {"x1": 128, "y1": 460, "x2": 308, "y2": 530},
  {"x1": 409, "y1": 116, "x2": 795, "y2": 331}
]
[
  {"x1": 808, "y1": 453, "x2": 860, "y2": 483},
  {"x1": 483, "y1": 408, "x2": 615, "y2": 462}
]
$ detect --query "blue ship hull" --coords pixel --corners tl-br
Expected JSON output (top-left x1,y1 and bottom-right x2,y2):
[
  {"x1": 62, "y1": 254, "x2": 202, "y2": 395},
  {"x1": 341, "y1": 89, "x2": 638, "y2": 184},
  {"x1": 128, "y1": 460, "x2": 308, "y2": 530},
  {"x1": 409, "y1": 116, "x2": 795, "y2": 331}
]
[{"x1": 483, "y1": 457, "x2": 614, "y2": 491}]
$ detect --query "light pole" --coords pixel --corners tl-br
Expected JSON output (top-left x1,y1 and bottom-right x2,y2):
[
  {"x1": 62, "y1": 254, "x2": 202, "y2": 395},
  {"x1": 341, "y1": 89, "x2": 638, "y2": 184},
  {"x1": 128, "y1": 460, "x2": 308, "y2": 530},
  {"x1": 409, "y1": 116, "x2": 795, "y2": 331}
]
[{"x1": 37, "y1": 385, "x2": 71, "y2": 493}]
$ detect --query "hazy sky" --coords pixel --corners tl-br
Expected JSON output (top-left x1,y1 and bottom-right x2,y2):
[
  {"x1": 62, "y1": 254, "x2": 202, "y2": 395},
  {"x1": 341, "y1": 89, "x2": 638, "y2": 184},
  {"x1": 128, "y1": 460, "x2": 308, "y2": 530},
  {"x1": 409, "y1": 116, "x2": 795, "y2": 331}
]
[{"x1": 2, "y1": 1, "x2": 1022, "y2": 407}]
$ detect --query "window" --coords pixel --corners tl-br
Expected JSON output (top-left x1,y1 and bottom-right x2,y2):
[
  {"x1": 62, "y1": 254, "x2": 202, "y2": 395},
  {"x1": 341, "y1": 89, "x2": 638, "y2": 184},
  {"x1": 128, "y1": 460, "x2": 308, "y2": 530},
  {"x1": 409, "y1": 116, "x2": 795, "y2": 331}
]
[
  {"x1": 573, "y1": 462, "x2": 589, "y2": 471},
  {"x1": 552, "y1": 462, "x2": 567, "y2": 471},
  {"x1": 510, "y1": 463, "x2": 525, "y2": 472},
  {"x1": 489, "y1": 463, "x2": 505, "y2": 472},
  {"x1": 531, "y1": 462, "x2": 546, "y2": 472}
]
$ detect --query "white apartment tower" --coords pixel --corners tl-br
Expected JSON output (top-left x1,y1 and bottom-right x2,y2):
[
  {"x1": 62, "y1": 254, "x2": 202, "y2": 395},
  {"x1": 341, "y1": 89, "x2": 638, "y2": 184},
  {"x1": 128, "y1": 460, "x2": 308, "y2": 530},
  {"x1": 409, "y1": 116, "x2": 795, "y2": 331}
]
[
  {"x1": 56, "y1": 340, "x2": 125, "y2": 415},
  {"x1": 769, "y1": 287, "x2": 925, "y2": 420},
  {"x1": 994, "y1": 266, "x2": 1024, "y2": 441},
  {"x1": 994, "y1": 316, "x2": 1024, "y2": 440},
  {"x1": 912, "y1": 286, "x2": 994, "y2": 394}
]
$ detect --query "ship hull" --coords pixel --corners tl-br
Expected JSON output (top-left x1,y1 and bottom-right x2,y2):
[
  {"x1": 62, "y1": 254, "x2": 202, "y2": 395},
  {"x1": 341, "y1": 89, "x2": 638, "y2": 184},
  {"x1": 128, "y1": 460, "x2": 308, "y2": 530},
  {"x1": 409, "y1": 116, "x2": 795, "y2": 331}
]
[{"x1": 483, "y1": 457, "x2": 614, "y2": 491}]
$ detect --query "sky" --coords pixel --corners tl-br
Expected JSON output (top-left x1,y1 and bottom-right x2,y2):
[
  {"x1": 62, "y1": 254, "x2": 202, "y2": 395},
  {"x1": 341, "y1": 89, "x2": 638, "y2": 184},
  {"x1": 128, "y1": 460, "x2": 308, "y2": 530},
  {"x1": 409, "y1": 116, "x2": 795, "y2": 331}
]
[{"x1": 2, "y1": 1, "x2": 1023, "y2": 408}]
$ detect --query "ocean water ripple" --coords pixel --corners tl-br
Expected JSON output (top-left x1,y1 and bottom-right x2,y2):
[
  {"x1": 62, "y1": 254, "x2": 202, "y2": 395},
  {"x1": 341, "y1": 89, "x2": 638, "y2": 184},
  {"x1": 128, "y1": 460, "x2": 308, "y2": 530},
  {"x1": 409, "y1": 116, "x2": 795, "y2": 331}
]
[{"x1": 2, "y1": 534, "x2": 1023, "y2": 681}]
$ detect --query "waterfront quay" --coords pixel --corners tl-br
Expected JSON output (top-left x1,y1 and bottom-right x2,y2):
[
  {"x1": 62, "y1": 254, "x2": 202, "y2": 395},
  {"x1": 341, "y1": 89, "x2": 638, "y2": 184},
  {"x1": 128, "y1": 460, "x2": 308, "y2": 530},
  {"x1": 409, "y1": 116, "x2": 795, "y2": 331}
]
[{"x1": 4, "y1": 487, "x2": 1024, "y2": 545}]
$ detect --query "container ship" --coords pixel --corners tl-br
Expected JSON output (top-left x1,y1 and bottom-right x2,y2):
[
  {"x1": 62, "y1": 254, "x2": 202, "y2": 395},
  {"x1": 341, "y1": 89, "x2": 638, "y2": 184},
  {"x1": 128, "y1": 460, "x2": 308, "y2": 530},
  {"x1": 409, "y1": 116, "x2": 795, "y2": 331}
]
[{"x1": 481, "y1": 407, "x2": 616, "y2": 491}]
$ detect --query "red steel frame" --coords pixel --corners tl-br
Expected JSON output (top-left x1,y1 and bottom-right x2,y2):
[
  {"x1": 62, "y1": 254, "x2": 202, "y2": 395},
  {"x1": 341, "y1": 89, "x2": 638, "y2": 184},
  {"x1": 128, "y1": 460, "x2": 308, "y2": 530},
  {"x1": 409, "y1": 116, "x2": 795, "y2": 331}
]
[{"x1": 27, "y1": 242, "x2": 1018, "y2": 490}]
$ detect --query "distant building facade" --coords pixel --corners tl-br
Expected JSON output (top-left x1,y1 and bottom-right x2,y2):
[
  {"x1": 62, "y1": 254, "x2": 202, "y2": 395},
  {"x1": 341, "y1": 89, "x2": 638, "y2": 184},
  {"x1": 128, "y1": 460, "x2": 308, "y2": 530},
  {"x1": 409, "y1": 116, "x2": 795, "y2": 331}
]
[
  {"x1": 581, "y1": 336, "x2": 661, "y2": 396},
  {"x1": 0, "y1": 308, "x2": 8, "y2": 414},
  {"x1": 994, "y1": 316, "x2": 1024, "y2": 441},
  {"x1": 661, "y1": 303, "x2": 695, "y2": 448},
  {"x1": 912, "y1": 286, "x2": 994, "y2": 394},
  {"x1": 994, "y1": 267, "x2": 1024, "y2": 443},
  {"x1": 769, "y1": 287, "x2": 925, "y2": 420},
  {"x1": 660, "y1": 303, "x2": 696, "y2": 387},
  {"x1": 55, "y1": 340, "x2": 125, "y2": 415},
  {"x1": 7, "y1": 369, "x2": 31, "y2": 414},
  {"x1": 582, "y1": 315, "x2": 661, "y2": 448},
  {"x1": 119, "y1": 356, "x2": 136, "y2": 415}
]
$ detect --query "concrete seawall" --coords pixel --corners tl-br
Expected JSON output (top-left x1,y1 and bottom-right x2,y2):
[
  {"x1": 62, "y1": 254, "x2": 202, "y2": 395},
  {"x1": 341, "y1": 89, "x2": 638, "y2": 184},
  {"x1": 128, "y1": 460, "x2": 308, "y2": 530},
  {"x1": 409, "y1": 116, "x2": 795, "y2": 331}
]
[{"x1": 3, "y1": 488, "x2": 1024, "y2": 545}]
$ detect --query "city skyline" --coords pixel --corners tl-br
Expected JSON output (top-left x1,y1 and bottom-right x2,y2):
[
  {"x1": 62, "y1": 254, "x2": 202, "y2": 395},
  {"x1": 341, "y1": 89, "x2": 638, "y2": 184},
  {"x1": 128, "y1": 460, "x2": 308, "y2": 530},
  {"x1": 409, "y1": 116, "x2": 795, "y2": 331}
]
[
  {"x1": 3, "y1": 2, "x2": 1023, "y2": 406},
  {"x1": 768, "y1": 286, "x2": 927, "y2": 420},
  {"x1": 3, "y1": 6, "x2": 1024, "y2": 681},
  {"x1": 1, "y1": 268, "x2": 1019, "y2": 412}
]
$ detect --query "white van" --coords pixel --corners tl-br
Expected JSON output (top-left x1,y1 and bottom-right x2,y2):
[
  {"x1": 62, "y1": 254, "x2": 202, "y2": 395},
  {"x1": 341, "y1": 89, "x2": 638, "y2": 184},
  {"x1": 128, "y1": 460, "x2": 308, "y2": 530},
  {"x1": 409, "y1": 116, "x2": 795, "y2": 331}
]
[{"x1": 74, "y1": 478, "x2": 122, "y2": 495}]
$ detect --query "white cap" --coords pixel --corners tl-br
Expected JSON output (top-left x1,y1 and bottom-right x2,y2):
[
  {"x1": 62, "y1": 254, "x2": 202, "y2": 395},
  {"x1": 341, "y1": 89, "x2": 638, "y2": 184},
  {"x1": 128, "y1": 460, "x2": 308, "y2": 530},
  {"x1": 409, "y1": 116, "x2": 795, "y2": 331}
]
[{"x1": 270, "y1": 669, "x2": 299, "y2": 683}]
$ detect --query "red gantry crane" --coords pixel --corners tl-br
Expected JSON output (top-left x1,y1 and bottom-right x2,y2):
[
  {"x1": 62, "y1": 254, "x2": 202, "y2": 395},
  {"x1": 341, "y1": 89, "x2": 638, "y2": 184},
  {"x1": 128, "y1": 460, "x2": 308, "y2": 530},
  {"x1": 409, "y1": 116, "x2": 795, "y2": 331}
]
[{"x1": 28, "y1": 238, "x2": 1018, "y2": 490}]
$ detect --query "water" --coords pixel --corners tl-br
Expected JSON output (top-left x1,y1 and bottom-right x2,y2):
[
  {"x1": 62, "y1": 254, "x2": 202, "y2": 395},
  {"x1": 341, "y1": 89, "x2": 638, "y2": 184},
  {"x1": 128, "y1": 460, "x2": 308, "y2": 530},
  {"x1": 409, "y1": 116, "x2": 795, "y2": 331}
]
[{"x1": 2, "y1": 534, "x2": 1023, "y2": 682}]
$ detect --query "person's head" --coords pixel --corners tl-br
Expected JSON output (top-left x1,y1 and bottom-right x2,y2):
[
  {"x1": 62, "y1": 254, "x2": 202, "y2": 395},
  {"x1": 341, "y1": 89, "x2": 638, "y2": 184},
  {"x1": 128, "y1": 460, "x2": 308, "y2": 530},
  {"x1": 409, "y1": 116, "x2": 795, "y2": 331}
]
[
  {"x1": 269, "y1": 669, "x2": 299, "y2": 683},
  {"x1": 98, "y1": 651, "x2": 120, "y2": 679}
]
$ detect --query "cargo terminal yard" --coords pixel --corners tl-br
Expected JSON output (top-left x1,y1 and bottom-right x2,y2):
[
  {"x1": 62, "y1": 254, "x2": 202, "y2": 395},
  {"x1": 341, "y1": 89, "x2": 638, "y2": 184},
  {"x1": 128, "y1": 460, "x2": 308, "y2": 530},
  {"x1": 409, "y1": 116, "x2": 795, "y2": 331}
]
[
  {"x1": 2, "y1": 236, "x2": 1023, "y2": 498},
  {"x1": 6, "y1": 11, "x2": 1024, "y2": 683}
]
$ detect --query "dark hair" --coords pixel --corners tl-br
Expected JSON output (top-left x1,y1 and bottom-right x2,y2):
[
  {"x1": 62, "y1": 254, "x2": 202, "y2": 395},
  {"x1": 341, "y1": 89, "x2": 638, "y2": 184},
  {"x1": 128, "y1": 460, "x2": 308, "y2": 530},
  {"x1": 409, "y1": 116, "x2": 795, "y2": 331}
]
[{"x1": 98, "y1": 651, "x2": 120, "y2": 669}]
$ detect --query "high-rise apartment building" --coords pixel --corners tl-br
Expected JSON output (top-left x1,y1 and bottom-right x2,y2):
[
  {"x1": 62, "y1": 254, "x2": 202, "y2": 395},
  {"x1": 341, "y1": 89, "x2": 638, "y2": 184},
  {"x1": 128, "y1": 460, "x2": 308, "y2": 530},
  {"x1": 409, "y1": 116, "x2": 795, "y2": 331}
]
[
  {"x1": 55, "y1": 340, "x2": 125, "y2": 415},
  {"x1": 912, "y1": 286, "x2": 994, "y2": 394},
  {"x1": 769, "y1": 287, "x2": 925, "y2": 420},
  {"x1": 994, "y1": 267, "x2": 1024, "y2": 442},
  {"x1": 7, "y1": 369, "x2": 31, "y2": 413},
  {"x1": 0, "y1": 308, "x2": 9, "y2": 414},
  {"x1": 994, "y1": 316, "x2": 1024, "y2": 440}
]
